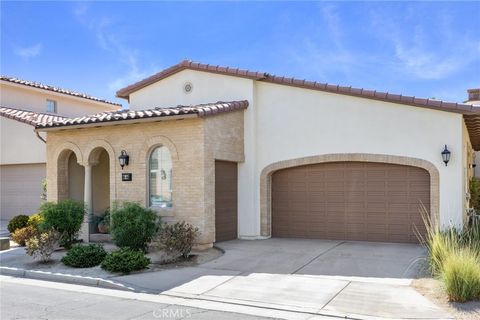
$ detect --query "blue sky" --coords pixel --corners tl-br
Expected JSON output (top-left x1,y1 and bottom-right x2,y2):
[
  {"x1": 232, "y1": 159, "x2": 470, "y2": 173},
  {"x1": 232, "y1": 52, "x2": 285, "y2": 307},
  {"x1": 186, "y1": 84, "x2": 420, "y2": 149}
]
[{"x1": 1, "y1": 1, "x2": 479, "y2": 107}]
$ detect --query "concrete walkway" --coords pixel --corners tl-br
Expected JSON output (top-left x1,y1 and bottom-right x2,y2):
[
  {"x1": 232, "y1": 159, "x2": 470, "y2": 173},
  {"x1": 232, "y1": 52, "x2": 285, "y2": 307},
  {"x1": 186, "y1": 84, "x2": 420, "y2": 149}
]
[{"x1": 113, "y1": 239, "x2": 450, "y2": 319}]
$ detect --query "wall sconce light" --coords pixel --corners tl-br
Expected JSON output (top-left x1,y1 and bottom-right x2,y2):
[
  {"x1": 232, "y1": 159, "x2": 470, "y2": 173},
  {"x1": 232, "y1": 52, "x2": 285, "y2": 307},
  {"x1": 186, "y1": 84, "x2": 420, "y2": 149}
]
[
  {"x1": 118, "y1": 150, "x2": 130, "y2": 169},
  {"x1": 441, "y1": 145, "x2": 451, "y2": 166}
]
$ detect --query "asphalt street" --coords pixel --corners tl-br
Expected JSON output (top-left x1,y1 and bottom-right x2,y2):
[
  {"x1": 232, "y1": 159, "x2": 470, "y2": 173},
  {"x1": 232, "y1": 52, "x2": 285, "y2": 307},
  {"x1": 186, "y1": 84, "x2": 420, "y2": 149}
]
[{"x1": 0, "y1": 276, "x2": 277, "y2": 320}]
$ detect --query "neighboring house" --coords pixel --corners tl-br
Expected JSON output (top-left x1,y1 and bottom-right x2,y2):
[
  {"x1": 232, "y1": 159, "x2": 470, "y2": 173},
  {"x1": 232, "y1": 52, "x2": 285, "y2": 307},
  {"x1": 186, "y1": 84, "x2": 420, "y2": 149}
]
[
  {"x1": 12, "y1": 60, "x2": 480, "y2": 249},
  {"x1": 0, "y1": 76, "x2": 121, "y2": 220},
  {"x1": 465, "y1": 89, "x2": 480, "y2": 176}
]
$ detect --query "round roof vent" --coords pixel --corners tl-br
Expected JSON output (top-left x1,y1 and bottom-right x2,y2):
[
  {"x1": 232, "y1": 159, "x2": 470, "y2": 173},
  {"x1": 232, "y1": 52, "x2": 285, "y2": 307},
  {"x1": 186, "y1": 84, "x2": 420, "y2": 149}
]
[{"x1": 183, "y1": 82, "x2": 193, "y2": 94}]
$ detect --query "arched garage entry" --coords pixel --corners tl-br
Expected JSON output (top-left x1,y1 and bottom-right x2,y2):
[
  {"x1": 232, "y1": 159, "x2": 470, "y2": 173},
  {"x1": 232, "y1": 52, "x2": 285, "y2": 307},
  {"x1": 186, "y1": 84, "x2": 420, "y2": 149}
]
[{"x1": 261, "y1": 154, "x2": 440, "y2": 244}]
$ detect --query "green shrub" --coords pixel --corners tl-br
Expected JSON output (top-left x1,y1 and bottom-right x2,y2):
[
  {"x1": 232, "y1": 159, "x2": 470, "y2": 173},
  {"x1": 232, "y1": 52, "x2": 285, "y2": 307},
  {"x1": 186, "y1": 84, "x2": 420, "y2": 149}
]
[
  {"x1": 11, "y1": 226, "x2": 38, "y2": 246},
  {"x1": 157, "y1": 222, "x2": 199, "y2": 259},
  {"x1": 101, "y1": 247, "x2": 150, "y2": 274},
  {"x1": 26, "y1": 230, "x2": 60, "y2": 263},
  {"x1": 441, "y1": 248, "x2": 480, "y2": 302},
  {"x1": 40, "y1": 200, "x2": 85, "y2": 249},
  {"x1": 470, "y1": 177, "x2": 480, "y2": 212},
  {"x1": 111, "y1": 202, "x2": 159, "y2": 252},
  {"x1": 61, "y1": 244, "x2": 107, "y2": 268},
  {"x1": 8, "y1": 215, "x2": 29, "y2": 233},
  {"x1": 27, "y1": 214, "x2": 44, "y2": 230}
]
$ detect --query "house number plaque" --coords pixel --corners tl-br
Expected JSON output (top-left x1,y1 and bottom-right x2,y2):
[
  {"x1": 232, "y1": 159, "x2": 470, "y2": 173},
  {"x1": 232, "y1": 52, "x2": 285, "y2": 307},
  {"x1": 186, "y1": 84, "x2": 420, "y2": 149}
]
[{"x1": 121, "y1": 173, "x2": 132, "y2": 181}]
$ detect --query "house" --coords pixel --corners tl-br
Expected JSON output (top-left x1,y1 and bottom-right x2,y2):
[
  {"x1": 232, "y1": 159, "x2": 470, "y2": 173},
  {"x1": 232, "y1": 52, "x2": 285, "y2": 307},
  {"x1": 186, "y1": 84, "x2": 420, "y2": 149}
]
[
  {"x1": 0, "y1": 76, "x2": 121, "y2": 220},
  {"x1": 465, "y1": 89, "x2": 480, "y2": 175},
  {"x1": 15, "y1": 60, "x2": 480, "y2": 248}
]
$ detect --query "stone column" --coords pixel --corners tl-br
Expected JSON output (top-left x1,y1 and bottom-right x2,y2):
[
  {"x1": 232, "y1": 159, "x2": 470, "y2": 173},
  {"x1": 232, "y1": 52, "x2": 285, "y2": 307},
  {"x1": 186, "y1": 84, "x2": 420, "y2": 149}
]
[{"x1": 79, "y1": 164, "x2": 93, "y2": 242}]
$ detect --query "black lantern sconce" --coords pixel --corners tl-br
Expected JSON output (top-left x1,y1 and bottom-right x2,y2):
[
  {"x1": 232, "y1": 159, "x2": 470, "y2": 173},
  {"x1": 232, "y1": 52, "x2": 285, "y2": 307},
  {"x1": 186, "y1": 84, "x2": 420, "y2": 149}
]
[
  {"x1": 118, "y1": 150, "x2": 130, "y2": 170},
  {"x1": 441, "y1": 145, "x2": 451, "y2": 166}
]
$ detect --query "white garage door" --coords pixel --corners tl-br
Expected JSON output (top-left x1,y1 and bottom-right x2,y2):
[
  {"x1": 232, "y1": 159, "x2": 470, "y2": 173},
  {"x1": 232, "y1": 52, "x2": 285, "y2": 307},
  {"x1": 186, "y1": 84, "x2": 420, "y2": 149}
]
[{"x1": 0, "y1": 163, "x2": 46, "y2": 220}]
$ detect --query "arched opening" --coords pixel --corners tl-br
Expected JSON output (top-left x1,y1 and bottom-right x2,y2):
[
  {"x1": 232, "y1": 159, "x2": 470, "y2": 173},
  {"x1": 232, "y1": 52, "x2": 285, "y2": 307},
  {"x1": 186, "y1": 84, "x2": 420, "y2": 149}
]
[
  {"x1": 56, "y1": 149, "x2": 84, "y2": 202},
  {"x1": 90, "y1": 148, "x2": 110, "y2": 234},
  {"x1": 68, "y1": 153, "x2": 85, "y2": 201},
  {"x1": 148, "y1": 145, "x2": 173, "y2": 208}
]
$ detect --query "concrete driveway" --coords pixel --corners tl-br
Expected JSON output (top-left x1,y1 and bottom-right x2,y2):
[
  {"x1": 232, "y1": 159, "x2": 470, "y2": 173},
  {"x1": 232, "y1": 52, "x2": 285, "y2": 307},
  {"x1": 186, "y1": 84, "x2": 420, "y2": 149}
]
[{"x1": 114, "y1": 239, "x2": 451, "y2": 319}]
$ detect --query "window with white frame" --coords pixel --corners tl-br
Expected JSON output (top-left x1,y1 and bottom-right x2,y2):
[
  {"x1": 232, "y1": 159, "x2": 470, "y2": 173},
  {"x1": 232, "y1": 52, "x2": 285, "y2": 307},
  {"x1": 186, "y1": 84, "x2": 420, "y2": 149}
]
[
  {"x1": 148, "y1": 146, "x2": 173, "y2": 208},
  {"x1": 46, "y1": 99, "x2": 57, "y2": 113}
]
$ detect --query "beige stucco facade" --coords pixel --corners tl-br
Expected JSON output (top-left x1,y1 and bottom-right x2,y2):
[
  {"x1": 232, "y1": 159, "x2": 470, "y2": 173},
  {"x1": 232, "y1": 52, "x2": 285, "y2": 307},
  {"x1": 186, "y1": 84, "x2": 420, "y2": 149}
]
[
  {"x1": 0, "y1": 79, "x2": 120, "y2": 220},
  {"x1": 45, "y1": 111, "x2": 244, "y2": 247},
  {"x1": 36, "y1": 65, "x2": 476, "y2": 245}
]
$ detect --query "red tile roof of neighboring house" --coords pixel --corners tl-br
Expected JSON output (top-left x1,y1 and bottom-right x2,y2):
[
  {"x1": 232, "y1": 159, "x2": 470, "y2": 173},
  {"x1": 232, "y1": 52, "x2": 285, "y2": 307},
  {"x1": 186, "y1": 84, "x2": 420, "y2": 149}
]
[
  {"x1": 1, "y1": 76, "x2": 122, "y2": 107},
  {"x1": 34, "y1": 100, "x2": 248, "y2": 130},
  {"x1": 0, "y1": 106, "x2": 67, "y2": 126},
  {"x1": 116, "y1": 60, "x2": 479, "y2": 116}
]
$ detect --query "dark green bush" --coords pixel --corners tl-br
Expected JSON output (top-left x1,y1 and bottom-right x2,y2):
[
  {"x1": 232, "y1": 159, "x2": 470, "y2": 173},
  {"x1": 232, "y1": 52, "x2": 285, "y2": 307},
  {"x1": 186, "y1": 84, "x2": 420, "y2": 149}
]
[
  {"x1": 40, "y1": 200, "x2": 85, "y2": 249},
  {"x1": 111, "y1": 202, "x2": 159, "y2": 252},
  {"x1": 8, "y1": 215, "x2": 29, "y2": 233},
  {"x1": 101, "y1": 247, "x2": 150, "y2": 274},
  {"x1": 61, "y1": 244, "x2": 107, "y2": 268},
  {"x1": 470, "y1": 177, "x2": 480, "y2": 212},
  {"x1": 158, "y1": 222, "x2": 199, "y2": 259}
]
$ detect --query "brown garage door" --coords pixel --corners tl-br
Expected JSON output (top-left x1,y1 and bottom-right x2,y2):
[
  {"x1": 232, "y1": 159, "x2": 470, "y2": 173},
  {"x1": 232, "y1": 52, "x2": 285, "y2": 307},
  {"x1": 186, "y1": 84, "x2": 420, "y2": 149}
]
[
  {"x1": 272, "y1": 162, "x2": 429, "y2": 243},
  {"x1": 215, "y1": 161, "x2": 238, "y2": 242}
]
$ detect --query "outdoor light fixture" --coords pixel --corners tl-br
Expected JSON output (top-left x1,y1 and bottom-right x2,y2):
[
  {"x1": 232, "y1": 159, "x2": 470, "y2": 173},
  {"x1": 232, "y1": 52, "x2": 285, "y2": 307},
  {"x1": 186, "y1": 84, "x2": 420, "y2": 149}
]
[
  {"x1": 118, "y1": 150, "x2": 130, "y2": 169},
  {"x1": 441, "y1": 145, "x2": 451, "y2": 166}
]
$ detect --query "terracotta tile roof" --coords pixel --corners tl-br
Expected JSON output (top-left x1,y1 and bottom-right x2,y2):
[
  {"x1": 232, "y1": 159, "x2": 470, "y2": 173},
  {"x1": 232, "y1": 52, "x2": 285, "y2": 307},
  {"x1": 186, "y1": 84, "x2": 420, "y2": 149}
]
[
  {"x1": 0, "y1": 106, "x2": 67, "y2": 126},
  {"x1": 116, "y1": 60, "x2": 479, "y2": 116},
  {"x1": 1, "y1": 76, "x2": 122, "y2": 107},
  {"x1": 35, "y1": 100, "x2": 248, "y2": 130}
]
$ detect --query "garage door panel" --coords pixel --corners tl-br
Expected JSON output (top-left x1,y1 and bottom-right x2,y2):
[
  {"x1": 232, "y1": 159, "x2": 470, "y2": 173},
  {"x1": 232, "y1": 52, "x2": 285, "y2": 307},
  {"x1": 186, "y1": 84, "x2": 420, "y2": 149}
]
[{"x1": 272, "y1": 161, "x2": 430, "y2": 243}]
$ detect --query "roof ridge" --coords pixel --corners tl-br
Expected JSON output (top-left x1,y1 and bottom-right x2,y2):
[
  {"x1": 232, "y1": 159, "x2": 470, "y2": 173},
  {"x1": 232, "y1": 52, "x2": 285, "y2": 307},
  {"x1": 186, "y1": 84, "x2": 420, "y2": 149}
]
[
  {"x1": 1, "y1": 75, "x2": 122, "y2": 107},
  {"x1": 115, "y1": 60, "x2": 476, "y2": 115},
  {"x1": 35, "y1": 100, "x2": 249, "y2": 130}
]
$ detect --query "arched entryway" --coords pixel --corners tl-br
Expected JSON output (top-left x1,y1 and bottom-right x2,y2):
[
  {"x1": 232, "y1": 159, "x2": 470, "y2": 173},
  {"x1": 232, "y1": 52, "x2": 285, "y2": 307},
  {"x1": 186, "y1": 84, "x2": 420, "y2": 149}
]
[
  {"x1": 56, "y1": 148, "x2": 84, "y2": 202},
  {"x1": 88, "y1": 147, "x2": 112, "y2": 235}
]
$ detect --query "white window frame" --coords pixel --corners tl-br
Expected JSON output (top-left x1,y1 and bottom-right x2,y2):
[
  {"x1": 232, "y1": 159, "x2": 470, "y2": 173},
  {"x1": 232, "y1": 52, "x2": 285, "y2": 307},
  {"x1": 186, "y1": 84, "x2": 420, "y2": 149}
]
[
  {"x1": 46, "y1": 99, "x2": 57, "y2": 113},
  {"x1": 147, "y1": 145, "x2": 173, "y2": 211}
]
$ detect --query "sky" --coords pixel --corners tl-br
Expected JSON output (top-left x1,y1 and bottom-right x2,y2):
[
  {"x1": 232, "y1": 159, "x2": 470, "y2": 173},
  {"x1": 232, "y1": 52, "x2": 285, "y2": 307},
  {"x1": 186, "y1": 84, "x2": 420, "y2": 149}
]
[{"x1": 1, "y1": 1, "x2": 479, "y2": 107}]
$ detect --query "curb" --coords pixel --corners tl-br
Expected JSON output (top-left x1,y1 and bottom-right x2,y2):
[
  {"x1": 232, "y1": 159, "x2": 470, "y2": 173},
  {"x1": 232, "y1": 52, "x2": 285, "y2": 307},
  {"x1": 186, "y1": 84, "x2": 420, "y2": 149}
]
[{"x1": 0, "y1": 266, "x2": 136, "y2": 291}]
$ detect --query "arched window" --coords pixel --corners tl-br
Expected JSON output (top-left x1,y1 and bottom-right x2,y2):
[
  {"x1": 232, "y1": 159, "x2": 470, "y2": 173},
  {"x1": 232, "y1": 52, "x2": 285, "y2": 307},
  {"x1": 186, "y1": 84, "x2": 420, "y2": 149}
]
[{"x1": 148, "y1": 146, "x2": 172, "y2": 208}]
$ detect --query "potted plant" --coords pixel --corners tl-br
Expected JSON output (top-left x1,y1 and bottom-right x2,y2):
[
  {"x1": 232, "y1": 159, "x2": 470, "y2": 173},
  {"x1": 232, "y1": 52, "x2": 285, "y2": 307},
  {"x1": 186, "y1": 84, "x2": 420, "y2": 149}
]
[{"x1": 97, "y1": 209, "x2": 110, "y2": 234}]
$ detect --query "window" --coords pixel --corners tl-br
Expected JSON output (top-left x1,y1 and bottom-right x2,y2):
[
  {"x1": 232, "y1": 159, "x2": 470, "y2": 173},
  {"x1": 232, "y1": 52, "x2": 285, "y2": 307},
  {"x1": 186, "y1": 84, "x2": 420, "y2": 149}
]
[
  {"x1": 149, "y1": 146, "x2": 172, "y2": 208},
  {"x1": 46, "y1": 100, "x2": 57, "y2": 113}
]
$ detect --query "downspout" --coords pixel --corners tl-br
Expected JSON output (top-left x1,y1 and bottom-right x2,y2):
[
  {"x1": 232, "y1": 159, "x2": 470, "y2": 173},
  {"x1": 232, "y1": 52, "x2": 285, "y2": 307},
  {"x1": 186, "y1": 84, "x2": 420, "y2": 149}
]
[{"x1": 35, "y1": 130, "x2": 46, "y2": 143}]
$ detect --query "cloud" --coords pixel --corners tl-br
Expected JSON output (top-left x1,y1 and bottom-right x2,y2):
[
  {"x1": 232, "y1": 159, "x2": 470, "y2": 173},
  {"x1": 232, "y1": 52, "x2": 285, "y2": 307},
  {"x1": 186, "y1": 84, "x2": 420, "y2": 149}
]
[
  {"x1": 369, "y1": 6, "x2": 480, "y2": 80},
  {"x1": 73, "y1": 3, "x2": 156, "y2": 92},
  {"x1": 15, "y1": 43, "x2": 42, "y2": 58}
]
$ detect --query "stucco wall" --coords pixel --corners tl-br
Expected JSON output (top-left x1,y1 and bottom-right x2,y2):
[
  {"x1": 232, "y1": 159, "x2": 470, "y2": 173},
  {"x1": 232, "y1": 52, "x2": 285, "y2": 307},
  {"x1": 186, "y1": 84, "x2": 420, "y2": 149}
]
[
  {"x1": 0, "y1": 83, "x2": 119, "y2": 117},
  {"x1": 125, "y1": 69, "x2": 467, "y2": 239},
  {"x1": 129, "y1": 69, "x2": 253, "y2": 109},
  {"x1": 1, "y1": 117, "x2": 46, "y2": 165},
  {"x1": 252, "y1": 82, "x2": 464, "y2": 233}
]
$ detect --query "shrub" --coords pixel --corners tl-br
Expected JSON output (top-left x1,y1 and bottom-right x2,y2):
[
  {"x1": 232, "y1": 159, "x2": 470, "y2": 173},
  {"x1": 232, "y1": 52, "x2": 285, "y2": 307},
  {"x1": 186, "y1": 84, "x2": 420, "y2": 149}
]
[
  {"x1": 27, "y1": 214, "x2": 44, "y2": 230},
  {"x1": 441, "y1": 248, "x2": 480, "y2": 302},
  {"x1": 61, "y1": 244, "x2": 107, "y2": 268},
  {"x1": 470, "y1": 177, "x2": 480, "y2": 212},
  {"x1": 101, "y1": 247, "x2": 150, "y2": 274},
  {"x1": 11, "y1": 226, "x2": 38, "y2": 246},
  {"x1": 7, "y1": 215, "x2": 29, "y2": 233},
  {"x1": 40, "y1": 200, "x2": 85, "y2": 249},
  {"x1": 26, "y1": 230, "x2": 60, "y2": 263},
  {"x1": 111, "y1": 202, "x2": 159, "y2": 252},
  {"x1": 157, "y1": 222, "x2": 199, "y2": 259}
]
